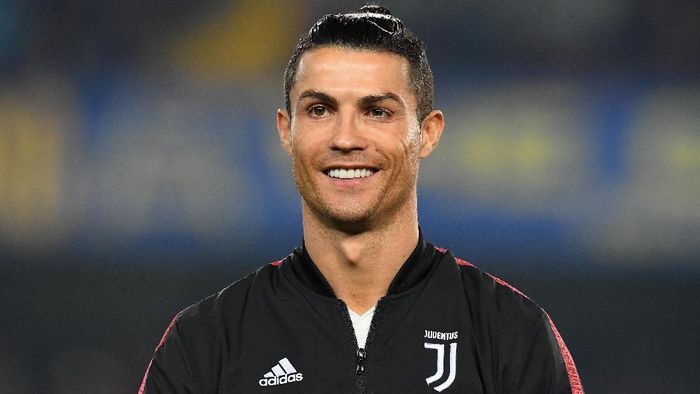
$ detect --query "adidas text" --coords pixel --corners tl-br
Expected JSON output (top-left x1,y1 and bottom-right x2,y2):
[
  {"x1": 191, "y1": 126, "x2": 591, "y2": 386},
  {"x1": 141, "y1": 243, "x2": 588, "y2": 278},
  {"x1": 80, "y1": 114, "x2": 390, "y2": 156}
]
[{"x1": 258, "y1": 373, "x2": 303, "y2": 386}]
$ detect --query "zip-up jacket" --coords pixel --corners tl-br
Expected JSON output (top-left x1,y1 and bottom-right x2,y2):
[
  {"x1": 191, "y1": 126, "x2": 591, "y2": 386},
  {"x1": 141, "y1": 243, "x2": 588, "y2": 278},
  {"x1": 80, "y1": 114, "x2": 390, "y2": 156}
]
[{"x1": 140, "y1": 236, "x2": 583, "y2": 393}]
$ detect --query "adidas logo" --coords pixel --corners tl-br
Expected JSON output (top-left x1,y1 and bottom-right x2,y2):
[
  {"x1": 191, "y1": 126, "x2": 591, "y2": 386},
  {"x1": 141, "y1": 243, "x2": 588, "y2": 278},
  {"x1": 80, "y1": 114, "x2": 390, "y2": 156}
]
[{"x1": 258, "y1": 357, "x2": 304, "y2": 387}]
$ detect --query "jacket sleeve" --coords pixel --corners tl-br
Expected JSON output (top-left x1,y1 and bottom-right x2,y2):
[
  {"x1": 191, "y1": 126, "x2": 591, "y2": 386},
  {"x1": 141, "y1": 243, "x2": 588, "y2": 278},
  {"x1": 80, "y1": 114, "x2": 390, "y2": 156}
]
[
  {"x1": 139, "y1": 315, "x2": 199, "y2": 394},
  {"x1": 507, "y1": 312, "x2": 584, "y2": 394}
]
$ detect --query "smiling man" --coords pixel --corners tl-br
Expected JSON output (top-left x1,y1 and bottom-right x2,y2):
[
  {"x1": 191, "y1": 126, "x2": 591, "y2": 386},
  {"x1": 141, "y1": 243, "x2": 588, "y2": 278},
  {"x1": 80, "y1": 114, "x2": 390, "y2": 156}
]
[{"x1": 140, "y1": 6, "x2": 583, "y2": 393}]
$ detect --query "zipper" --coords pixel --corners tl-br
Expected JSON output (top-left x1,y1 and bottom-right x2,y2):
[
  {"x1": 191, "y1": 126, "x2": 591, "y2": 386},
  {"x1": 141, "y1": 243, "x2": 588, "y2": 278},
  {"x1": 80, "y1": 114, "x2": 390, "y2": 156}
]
[
  {"x1": 338, "y1": 301, "x2": 364, "y2": 393},
  {"x1": 355, "y1": 347, "x2": 367, "y2": 375},
  {"x1": 340, "y1": 297, "x2": 385, "y2": 393}
]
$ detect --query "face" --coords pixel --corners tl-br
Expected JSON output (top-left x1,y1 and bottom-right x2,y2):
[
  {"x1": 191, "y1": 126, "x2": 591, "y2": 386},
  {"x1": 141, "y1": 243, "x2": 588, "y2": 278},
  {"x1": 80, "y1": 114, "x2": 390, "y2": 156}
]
[{"x1": 277, "y1": 46, "x2": 443, "y2": 230}]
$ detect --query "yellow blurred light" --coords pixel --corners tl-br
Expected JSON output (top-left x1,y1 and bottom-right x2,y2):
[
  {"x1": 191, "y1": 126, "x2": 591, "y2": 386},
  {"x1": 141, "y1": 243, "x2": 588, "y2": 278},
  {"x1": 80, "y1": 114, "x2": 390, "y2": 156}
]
[
  {"x1": 0, "y1": 86, "x2": 78, "y2": 251},
  {"x1": 172, "y1": 0, "x2": 304, "y2": 80},
  {"x1": 460, "y1": 127, "x2": 504, "y2": 177},
  {"x1": 668, "y1": 137, "x2": 700, "y2": 170},
  {"x1": 422, "y1": 80, "x2": 592, "y2": 215}
]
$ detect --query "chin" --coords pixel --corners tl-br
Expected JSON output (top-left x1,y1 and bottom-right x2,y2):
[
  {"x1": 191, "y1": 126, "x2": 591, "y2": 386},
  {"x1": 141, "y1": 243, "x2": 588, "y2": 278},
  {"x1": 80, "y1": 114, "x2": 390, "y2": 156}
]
[
  {"x1": 313, "y1": 204, "x2": 378, "y2": 233},
  {"x1": 328, "y1": 207, "x2": 373, "y2": 223},
  {"x1": 327, "y1": 216, "x2": 374, "y2": 234}
]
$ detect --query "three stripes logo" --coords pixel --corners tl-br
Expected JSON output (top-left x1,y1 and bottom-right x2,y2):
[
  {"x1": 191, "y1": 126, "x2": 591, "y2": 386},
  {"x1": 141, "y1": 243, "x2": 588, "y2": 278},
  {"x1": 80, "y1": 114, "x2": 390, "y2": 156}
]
[
  {"x1": 258, "y1": 357, "x2": 304, "y2": 387},
  {"x1": 424, "y1": 330, "x2": 459, "y2": 392}
]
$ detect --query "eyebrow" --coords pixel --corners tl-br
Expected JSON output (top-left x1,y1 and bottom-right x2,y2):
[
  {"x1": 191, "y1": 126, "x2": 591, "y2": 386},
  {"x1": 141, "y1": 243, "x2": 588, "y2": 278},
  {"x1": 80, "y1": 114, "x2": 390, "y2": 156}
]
[
  {"x1": 296, "y1": 90, "x2": 405, "y2": 111},
  {"x1": 358, "y1": 92, "x2": 404, "y2": 109},
  {"x1": 297, "y1": 90, "x2": 338, "y2": 108}
]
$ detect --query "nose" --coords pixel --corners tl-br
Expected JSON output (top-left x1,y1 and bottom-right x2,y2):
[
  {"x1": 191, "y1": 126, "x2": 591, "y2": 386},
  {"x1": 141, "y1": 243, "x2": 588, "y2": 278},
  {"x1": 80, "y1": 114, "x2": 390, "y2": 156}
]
[{"x1": 330, "y1": 114, "x2": 367, "y2": 152}]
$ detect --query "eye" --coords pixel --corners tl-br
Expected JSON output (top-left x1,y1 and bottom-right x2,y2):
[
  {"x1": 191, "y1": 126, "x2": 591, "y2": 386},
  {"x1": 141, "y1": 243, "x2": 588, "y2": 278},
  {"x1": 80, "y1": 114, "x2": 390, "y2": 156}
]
[
  {"x1": 308, "y1": 105, "x2": 328, "y2": 117},
  {"x1": 368, "y1": 107, "x2": 390, "y2": 118}
]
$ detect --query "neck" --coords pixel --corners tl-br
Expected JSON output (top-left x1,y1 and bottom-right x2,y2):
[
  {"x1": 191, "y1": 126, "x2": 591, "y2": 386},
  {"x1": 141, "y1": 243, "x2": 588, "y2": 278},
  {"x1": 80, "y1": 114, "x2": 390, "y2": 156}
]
[{"x1": 302, "y1": 201, "x2": 420, "y2": 314}]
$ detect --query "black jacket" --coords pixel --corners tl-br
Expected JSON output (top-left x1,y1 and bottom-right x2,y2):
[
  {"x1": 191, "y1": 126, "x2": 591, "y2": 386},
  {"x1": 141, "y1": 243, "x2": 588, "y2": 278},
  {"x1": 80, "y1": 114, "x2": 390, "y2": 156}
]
[{"x1": 140, "y1": 236, "x2": 583, "y2": 393}]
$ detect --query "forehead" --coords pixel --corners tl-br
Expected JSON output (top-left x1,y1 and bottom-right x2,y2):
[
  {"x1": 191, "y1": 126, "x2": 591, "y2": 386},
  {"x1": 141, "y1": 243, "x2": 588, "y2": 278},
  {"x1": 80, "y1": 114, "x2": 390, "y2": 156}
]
[{"x1": 292, "y1": 46, "x2": 411, "y2": 99}]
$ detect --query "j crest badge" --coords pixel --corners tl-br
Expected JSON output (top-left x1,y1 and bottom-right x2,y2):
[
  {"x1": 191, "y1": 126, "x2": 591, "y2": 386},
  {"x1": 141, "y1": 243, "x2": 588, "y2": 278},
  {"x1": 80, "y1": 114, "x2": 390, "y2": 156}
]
[{"x1": 424, "y1": 330, "x2": 459, "y2": 392}]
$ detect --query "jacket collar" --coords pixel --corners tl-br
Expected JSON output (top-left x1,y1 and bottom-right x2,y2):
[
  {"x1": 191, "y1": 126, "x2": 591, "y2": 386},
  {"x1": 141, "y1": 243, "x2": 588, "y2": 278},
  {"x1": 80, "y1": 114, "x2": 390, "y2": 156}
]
[{"x1": 287, "y1": 229, "x2": 437, "y2": 298}]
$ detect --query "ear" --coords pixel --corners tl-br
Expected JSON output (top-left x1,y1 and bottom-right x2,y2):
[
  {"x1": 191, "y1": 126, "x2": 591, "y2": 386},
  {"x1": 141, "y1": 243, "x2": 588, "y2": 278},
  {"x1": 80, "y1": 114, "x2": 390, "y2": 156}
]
[
  {"x1": 277, "y1": 109, "x2": 293, "y2": 156},
  {"x1": 418, "y1": 110, "x2": 444, "y2": 158}
]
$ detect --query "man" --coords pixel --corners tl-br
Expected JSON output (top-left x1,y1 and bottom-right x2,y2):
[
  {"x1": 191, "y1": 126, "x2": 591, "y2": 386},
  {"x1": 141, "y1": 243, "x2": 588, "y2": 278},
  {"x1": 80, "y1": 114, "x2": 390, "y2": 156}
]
[{"x1": 140, "y1": 5, "x2": 583, "y2": 393}]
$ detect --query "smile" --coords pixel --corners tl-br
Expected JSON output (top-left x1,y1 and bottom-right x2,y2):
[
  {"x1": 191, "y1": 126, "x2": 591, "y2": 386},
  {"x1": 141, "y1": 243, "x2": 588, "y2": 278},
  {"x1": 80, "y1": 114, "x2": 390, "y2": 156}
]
[{"x1": 326, "y1": 168, "x2": 375, "y2": 179}]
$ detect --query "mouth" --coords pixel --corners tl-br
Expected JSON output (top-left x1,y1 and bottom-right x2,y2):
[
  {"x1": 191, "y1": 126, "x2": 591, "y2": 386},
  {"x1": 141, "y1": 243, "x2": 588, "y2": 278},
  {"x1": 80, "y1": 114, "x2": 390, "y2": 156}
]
[{"x1": 324, "y1": 168, "x2": 377, "y2": 179}]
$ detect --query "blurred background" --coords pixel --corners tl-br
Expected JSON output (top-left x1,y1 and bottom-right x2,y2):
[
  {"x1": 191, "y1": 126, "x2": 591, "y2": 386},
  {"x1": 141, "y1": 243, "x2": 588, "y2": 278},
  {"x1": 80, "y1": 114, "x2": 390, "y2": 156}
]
[{"x1": 1, "y1": 0, "x2": 698, "y2": 392}]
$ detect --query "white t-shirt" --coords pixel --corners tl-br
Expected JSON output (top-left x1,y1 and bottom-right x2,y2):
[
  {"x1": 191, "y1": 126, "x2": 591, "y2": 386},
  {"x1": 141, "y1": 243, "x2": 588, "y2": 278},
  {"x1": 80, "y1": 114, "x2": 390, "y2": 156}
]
[{"x1": 348, "y1": 306, "x2": 376, "y2": 349}]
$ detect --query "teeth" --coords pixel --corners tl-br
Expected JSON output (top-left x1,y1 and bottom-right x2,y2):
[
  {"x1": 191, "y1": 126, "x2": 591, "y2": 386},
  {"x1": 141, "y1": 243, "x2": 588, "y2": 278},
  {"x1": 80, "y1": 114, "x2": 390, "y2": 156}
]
[{"x1": 327, "y1": 168, "x2": 374, "y2": 179}]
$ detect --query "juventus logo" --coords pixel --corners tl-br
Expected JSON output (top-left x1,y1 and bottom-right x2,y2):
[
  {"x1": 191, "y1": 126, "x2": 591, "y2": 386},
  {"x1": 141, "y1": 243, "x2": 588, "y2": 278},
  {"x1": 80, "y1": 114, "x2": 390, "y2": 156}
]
[{"x1": 424, "y1": 342, "x2": 457, "y2": 392}]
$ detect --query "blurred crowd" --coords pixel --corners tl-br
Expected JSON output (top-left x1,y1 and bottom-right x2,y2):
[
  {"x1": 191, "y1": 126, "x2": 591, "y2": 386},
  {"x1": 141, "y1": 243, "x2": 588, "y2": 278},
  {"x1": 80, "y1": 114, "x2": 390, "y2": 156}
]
[{"x1": 1, "y1": 0, "x2": 698, "y2": 266}]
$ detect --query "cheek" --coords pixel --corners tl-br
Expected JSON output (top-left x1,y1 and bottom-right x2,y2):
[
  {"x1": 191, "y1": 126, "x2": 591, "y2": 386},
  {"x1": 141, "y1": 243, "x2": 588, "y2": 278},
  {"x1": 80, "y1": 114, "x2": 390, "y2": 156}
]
[
  {"x1": 391, "y1": 136, "x2": 420, "y2": 164},
  {"x1": 291, "y1": 141, "x2": 321, "y2": 171},
  {"x1": 406, "y1": 123, "x2": 421, "y2": 146},
  {"x1": 385, "y1": 123, "x2": 421, "y2": 155}
]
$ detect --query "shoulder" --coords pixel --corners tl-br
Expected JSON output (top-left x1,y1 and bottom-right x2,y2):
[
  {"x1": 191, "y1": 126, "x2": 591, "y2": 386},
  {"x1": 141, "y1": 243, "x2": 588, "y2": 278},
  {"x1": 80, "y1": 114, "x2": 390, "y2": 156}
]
[
  {"x1": 142, "y1": 260, "x2": 289, "y2": 393},
  {"x1": 435, "y1": 248, "x2": 583, "y2": 392},
  {"x1": 173, "y1": 260, "x2": 285, "y2": 338},
  {"x1": 436, "y1": 247, "x2": 546, "y2": 324}
]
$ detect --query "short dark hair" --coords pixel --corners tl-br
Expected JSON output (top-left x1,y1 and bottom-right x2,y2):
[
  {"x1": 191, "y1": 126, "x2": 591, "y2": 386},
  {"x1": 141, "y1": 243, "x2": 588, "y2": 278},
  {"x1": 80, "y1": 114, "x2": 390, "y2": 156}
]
[{"x1": 283, "y1": 5, "x2": 434, "y2": 122}]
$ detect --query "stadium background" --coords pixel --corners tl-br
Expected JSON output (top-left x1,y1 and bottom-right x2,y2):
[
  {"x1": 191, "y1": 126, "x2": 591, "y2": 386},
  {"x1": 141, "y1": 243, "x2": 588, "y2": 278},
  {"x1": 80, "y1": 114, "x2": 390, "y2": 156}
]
[{"x1": 0, "y1": 0, "x2": 698, "y2": 392}]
